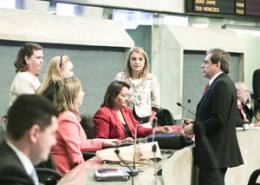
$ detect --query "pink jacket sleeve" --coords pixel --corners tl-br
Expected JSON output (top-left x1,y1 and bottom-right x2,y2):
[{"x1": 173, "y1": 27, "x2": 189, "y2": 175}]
[{"x1": 58, "y1": 112, "x2": 102, "y2": 168}]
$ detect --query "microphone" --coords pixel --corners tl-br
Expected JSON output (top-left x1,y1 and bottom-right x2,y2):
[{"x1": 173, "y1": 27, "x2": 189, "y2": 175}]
[
  {"x1": 152, "y1": 144, "x2": 158, "y2": 185},
  {"x1": 176, "y1": 102, "x2": 195, "y2": 116},
  {"x1": 114, "y1": 149, "x2": 139, "y2": 177},
  {"x1": 114, "y1": 149, "x2": 139, "y2": 185},
  {"x1": 133, "y1": 125, "x2": 140, "y2": 171},
  {"x1": 151, "y1": 118, "x2": 158, "y2": 142}
]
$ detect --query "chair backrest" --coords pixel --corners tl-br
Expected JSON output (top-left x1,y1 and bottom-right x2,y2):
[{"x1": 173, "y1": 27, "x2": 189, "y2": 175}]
[
  {"x1": 248, "y1": 169, "x2": 260, "y2": 185},
  {"x1": 156, "y1": 108, "x2": 176, "y2": 126},
  {"x1": 80, "y1": 115, "x2": 96, "y2": 139},
  {"x1": 36, "y1": 167, "x2": 62, "y2": 185}
]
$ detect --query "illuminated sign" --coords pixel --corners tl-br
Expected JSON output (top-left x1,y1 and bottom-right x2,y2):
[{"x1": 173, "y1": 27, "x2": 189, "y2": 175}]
[{"x1": 186, "y1": 0, "x2": 260, "y2": 16}]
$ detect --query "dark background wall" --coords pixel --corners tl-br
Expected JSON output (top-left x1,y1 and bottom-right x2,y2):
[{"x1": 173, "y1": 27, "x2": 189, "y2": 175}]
[{"x1": 0, "y1": 40, "x2": 126, "y2": 117}]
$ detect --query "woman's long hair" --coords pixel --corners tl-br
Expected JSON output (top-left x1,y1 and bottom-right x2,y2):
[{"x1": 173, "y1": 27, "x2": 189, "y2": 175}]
[
  {"x1": 37, "y1": 55, "x2": 70, "y2": 95},
  {"x1": 53, "y1": 77, "x2": 81, "y2": 119},
  {"x1": 101, "y1": 80, "x2": 130, "y2": 108}
]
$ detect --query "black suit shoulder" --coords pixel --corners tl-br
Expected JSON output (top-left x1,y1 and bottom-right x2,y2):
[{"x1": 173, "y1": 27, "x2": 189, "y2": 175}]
[{"x1": 0, "y1": 141, "x2": 34, "y2": 185}]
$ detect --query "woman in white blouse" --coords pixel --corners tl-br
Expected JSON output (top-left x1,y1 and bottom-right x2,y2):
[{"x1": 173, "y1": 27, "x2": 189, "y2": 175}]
[
  {"x1": 9, "y1": 43, "x2": 44, "y2": 105},
  {"x1": 115, "y1": 47, "x2": 160, "y2": 126}
]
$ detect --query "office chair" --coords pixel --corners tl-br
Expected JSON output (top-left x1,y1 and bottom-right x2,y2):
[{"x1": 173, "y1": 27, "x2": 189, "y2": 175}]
[
  {"x1": 248, "y1": 169, "x2": 260, "y2": 185},
  {"x1": 36, "y1": 167, "x2": 62, "y2": 185},
  {"x1": 80, "y1": 115, "x2": 96, "y2": 139}
]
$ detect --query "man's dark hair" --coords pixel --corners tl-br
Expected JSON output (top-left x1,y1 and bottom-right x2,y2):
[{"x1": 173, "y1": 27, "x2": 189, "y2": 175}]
[
  {"x1": 15, "y1": 43, "x2": 42, "y2": 73},
  {"x1": 7, "y1": 95, "x2": 58, "y2": 140},
  {"x1": 207, "y1": 48, "x2": 230, "y2": 74},
  {"x1": 101, "y1": 80, "x2": 130, "y2": 108}
]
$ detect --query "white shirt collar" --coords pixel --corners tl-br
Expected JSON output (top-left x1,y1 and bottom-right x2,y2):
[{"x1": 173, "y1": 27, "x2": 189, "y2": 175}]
[
  {"x1": 209, "y1": 72, "x2": 223, "y2": 86},
  {"x1": 6, "y1": 139, "x2": 35, "y2": 177}
]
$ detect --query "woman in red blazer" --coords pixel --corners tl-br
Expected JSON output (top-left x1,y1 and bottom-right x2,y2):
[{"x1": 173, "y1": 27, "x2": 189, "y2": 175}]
[
  {"x1": 94, "y1": 80, "x2": 169, "y2": 140},
  {"x1": 51, "y1": 77, "x2": 118, "y2": 173}
]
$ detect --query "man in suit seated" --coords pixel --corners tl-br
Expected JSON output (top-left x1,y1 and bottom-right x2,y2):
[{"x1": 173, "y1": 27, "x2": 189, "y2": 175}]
[
  {"x1": 0, "y1": 95, "x2": 58, "y2": 185},
  {"x1": 235, "y1": 82, "x2": 254, "y2": 126}
]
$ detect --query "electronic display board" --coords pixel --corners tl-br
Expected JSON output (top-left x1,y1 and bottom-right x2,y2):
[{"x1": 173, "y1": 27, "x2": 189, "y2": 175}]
[
  {"x1": 246, "y1": 0, "x2": 260, "y2": 16},
  {"x1": 186, "y1": 0, "x2": 260, "y2": 17}
]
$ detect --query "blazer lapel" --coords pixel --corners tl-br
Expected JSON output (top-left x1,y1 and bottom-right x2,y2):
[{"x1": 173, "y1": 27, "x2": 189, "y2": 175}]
[
  {"x1": 111, "y1": 109, "x2": 126, "y2": 132},
  {"x1": 121, "y1": 109, "x2": 135, "y2": 137}
]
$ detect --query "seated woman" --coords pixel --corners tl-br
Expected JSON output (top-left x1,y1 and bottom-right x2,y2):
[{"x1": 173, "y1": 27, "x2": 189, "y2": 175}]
[
  {"x1": 37, "y1": 55, "x2": 74, "y2": 102},
  {"x1": 51, "y1": 77, "x2": 118, "y2": 174},
  {"x1": 93, "y1": 80, "x2": 169, "y2": 140},
  {"x1": 235, "y1": 82, "x2": 254, "y2": 126}
]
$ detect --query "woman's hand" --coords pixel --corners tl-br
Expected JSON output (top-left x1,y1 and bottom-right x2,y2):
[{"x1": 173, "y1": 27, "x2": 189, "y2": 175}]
[
  {"x1": 98, "y1": 138, "x2": 120, "y2": 147},
  {"x1": 120, "y1": 137, "x2": 134, "y2": 143},
  {"x1": 154, "y1": 126, "x2": 171, "y2": 134}
]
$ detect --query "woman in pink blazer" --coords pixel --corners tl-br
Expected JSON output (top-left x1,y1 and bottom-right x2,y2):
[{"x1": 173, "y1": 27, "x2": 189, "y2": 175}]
[
  {"x1": 51, "y1": 78, "x2": 118, "y2": 173},
  {"x1": 94, "y1": 81, "x2": 169, "y2": 140}
]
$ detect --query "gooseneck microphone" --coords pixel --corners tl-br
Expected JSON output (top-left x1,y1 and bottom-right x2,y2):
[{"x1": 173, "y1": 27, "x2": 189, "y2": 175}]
[
  {"x1": 152, "y1": 143, "x2": 158, "y2": 185},
  {"x1": 133, "y1": 124, "x2": 139, "y2": 172},
  {"x1": 114, "y1": 149, "x2": 139, "y2": 176},
  {"x1": 115, "y1": 148, "x2": 140, "y2": 185},
  {"x1": 176, "y1": 102, "x2": 195, "y2": 116},
  {"x1": 151, "y1": 117, "x2": 158, "y2": 142}
]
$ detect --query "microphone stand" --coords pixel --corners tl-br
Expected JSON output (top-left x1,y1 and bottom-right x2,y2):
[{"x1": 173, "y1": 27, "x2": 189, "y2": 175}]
[
  {"x1": 151, "y1": 118, "x2": 158, "y2": 142},
  {"x1": 151, "y1": 118, "x2": 158, "y2": 185},
  {"x1": 152, "y1": 143, "x2": 158, "y2": 185},
  {"x1": 176, "y1": 102, "x2": 195, "y2": 116},
  {"x1": 133, "y1": 124, "x2": 140, "y2": 173},
  {"x1": 114, "y1": 149, "x2": 138, "y2": 185}
]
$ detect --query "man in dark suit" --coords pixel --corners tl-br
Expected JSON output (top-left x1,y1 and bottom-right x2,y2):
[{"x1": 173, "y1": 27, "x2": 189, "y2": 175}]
[
  {"x1": 0, "y1": 95, "x2": 58, "y2": 185},
  {"x1": 184, "y1": 48, "x2": 243, "y2": 185}
]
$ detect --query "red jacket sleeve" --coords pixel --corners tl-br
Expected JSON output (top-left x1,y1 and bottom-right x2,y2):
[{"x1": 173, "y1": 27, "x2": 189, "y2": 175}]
[
  {"x1": 124, "y1": 108, "x2": 153, "y2": 137},
  {"x1": 93, "y1": 108, "x2": 110, "y2": 139}
]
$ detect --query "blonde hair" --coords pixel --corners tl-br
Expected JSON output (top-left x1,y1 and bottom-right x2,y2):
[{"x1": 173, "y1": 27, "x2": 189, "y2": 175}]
[
  {"x1": 53, "y1": 77, "x2": 81, "y2": 119},
  {"x1": 125, "y1": 47, "x2": 149, "y2": 79},
  {"x1": 37, "y1": 55, "x2": 70, "y2": 95}
]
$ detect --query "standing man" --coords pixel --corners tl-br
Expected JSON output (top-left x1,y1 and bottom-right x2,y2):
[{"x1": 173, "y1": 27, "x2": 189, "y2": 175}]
[
  {"x1": 184, "y1": 48, "x2": 243, "y2": 185},
  {"x1": 10, "y1": 43, "x2": 44, "y2": 105},
  {"x1": 0, "y1": 95, "x2": 58, "y2": 185}
]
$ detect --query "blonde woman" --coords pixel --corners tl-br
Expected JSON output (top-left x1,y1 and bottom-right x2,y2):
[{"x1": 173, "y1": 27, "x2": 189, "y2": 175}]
[
  {"x1": 115, "y1": 48, "x2": 160, "y2": 126},
  {"x1": 37, "y1": 55, "x2": 74, "y2": 102},
  {"x1": 51, "y1": 77, "x2": 118, "y2": 173}
]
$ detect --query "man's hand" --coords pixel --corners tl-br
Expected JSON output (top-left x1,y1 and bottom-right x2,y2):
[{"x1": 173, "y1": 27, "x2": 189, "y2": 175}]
[{"x1": 184, "y1": 123, "x2": 194, "y2": 138}]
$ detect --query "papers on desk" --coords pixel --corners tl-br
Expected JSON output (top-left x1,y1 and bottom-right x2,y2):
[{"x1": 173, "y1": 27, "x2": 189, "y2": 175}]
[{"x1": 96, "y1": 141, "x2": 162, "y2": 164}]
